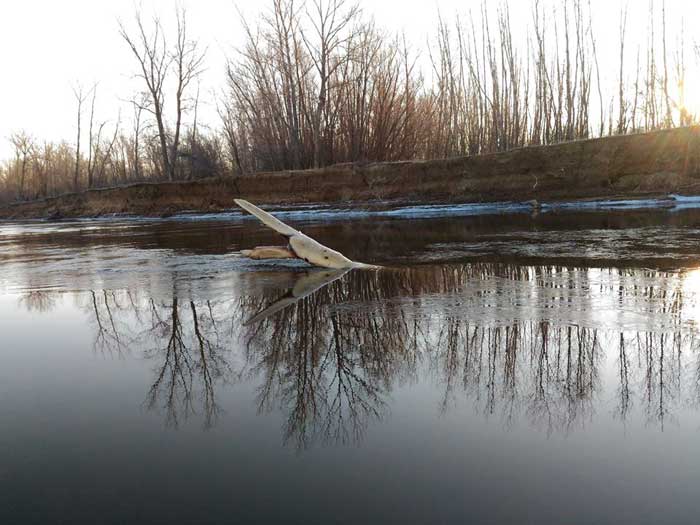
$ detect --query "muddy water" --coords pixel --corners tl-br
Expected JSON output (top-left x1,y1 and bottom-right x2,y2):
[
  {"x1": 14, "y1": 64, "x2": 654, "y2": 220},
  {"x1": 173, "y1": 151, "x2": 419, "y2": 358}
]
[{"x1": 3, "y1": 204, "x2": 700, "y2": 524}]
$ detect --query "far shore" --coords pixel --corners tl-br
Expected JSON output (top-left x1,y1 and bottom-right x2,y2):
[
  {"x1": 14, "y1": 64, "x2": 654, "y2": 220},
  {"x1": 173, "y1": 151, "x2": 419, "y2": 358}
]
[{"x1": 2, "y1": 126, "x2": 700, "y2": 220}]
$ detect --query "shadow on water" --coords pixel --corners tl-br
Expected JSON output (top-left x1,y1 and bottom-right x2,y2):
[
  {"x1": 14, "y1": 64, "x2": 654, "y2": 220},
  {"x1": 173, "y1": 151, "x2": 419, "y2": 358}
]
[{"x1": 17, "y1": 262, "x2": 700, "y2": 448}]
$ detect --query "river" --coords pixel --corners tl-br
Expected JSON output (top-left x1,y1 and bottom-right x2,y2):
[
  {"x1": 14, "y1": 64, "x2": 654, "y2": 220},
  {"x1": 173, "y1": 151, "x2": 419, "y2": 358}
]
[{"x1": 2, "y1": 202, "x2": 700, "y2": 523}]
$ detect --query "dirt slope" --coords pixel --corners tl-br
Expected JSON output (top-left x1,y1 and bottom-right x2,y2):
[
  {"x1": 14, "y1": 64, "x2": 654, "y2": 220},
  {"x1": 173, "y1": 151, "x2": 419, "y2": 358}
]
[{"x1": 2, "y1": 126, "x2": 700, "y2": 219}]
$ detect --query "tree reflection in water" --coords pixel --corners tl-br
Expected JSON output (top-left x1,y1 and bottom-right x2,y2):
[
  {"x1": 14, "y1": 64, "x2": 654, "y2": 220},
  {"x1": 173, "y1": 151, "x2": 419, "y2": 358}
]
[
  {"x1": 19, "y1": 289, "x2": 57, "y2": 313},
  {"x1": 22, "y1": 263, "x2": 700, "y2": 445},
  {"x1": 140, "y1": 297, "x2": 230, "y2": 428}
]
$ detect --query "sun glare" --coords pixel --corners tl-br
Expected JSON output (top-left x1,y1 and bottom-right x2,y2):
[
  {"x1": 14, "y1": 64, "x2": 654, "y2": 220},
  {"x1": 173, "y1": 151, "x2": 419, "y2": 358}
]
[
  {"x1": 682, "y1": 268, "x2": 700, "y2": 324},
  {"x1": 679, "y1": 69, "x2": 700, "y2": 120}
]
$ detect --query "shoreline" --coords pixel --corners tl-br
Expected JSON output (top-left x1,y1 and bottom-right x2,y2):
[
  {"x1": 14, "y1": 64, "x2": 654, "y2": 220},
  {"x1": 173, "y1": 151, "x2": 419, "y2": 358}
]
[
  {"x1": 2, "y1": 126, "x2": 700, "y2": 220},
  {"x1": 2, "y1": 195, "x2": 698, "y2": 224}
]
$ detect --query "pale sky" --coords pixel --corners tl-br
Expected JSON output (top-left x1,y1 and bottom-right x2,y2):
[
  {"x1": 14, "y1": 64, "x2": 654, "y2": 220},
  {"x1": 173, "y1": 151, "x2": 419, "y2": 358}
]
[{"x1": 0, "y1": 0, "x2": 697, "y2": 162}]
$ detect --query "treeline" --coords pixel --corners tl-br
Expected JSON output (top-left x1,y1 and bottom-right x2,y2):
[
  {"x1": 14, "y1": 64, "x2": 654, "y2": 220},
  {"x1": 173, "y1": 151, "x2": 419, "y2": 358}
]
[
  {"x1": 0, "y1": 0, "x2": 697, "y2": 204},
  {"x1": 0, "y1": 126, "x2": 228, "y2": 202}
]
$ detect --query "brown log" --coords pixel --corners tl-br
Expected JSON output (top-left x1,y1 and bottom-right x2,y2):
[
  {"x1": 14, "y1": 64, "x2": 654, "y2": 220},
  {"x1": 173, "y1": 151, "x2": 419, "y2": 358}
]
[{"x1": 241, "y1": 246, "x2": 297, "y2": 259}]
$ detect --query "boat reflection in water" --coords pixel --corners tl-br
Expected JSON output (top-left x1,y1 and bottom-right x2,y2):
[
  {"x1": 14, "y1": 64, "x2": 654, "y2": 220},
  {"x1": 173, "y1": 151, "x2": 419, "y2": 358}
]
[{"x1": 21, "y1": 261, "x2": 699, "y2": 449}]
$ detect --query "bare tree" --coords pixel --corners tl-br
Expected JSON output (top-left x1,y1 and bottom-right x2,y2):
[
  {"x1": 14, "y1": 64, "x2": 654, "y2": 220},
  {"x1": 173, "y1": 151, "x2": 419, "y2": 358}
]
[
  {"x1": 32, "y1": 141, "x2": 53, "y2": 198},
  {"x1": 95, "y1": 114, "x2": 122, "y2": 186},
  {"x1": 72, "y1": 84, "x2": 87, "y2": 191},
  {"x1": 217, "y1": 97, "x2": 244, "y2": 174},
  {"x1": 171, "y1": 10, "x2": 206, "y2": 178},
  {"x1": 130, "y1": 93, "x2": 148, "y2": 180},
  {"x1": 301, "y1": 0, "x2": 360, "y2": 168},
  {"x1": 86, "y1": 85, "x2": 98, "y2": 188},
  {"x1": 119, "y1": 12, "x2": 171, "y2": 180},
  {"x1": 119, "y1": 8, "x2": 205, "y2": 182},
  {"x1": 661, "y1": 0, "x2": 672, "y2": 127},
  {"x1": 9, "y1": 131, "x2": 34, "y2": 200},
  {"x1": 616, "y1": 5, "x2": 628, "y2": 134}
]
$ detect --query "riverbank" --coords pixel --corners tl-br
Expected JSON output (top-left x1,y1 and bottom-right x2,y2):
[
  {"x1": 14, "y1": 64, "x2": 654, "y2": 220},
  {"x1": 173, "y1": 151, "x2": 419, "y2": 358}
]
[{"x1": 2, "y1": 126, "x2": 700, "y2": 220}]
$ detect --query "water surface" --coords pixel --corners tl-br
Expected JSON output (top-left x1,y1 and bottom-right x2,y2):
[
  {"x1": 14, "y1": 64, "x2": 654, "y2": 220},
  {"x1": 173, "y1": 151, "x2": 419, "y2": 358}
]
[{"x1": 3, "y1": 204, "x2": 700, "y2": 524}]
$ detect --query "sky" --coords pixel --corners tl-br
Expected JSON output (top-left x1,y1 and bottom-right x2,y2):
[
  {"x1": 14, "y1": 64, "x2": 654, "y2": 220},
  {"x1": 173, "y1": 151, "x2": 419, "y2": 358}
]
[{"x1": 0, "y1": 0, "x2": 697, "y2": 162}]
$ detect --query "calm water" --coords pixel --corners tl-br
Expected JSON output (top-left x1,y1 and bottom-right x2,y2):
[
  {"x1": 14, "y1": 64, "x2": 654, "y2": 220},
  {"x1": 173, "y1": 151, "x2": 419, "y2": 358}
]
[{"x1": 3, "y1": 203, "x2": 700, "y2": 524}]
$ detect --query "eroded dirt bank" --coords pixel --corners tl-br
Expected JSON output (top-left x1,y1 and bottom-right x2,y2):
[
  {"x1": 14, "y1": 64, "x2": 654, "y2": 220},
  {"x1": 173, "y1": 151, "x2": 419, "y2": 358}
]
[{"x1": 2, "y1": 126, "x2": 700, "y2": 219}]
